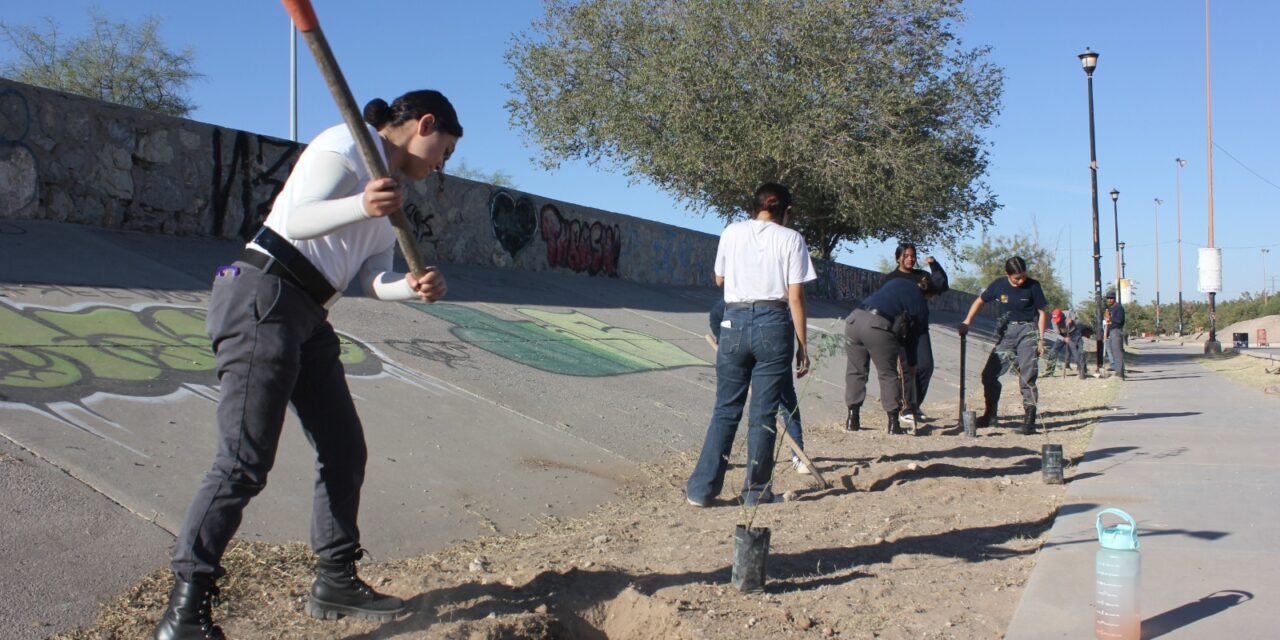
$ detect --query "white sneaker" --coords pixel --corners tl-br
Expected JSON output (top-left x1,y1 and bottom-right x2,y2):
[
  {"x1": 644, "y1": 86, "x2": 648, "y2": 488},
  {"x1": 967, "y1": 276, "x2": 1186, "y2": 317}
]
[
  {"x1": 900, "y1": 412, "x2": 916, "y2": 423},
  {"x1": 791, "y1": 456, "x2": 810, "y2": 475}
]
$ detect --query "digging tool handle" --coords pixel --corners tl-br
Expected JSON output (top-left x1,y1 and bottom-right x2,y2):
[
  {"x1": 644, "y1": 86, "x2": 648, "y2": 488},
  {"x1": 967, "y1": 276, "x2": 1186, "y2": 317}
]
[
  {"x1": 958, "y1": 335, "x2": 967, "y2": 420},
  {"x1": 281, "y1": 0, "x2": 427, "y2": 277}
]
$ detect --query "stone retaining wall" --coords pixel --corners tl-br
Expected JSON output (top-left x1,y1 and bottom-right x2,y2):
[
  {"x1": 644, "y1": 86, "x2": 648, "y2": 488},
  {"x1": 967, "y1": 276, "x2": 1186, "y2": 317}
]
[{"x1": 0, "y1": 77, "x2": 981, "y2": 312}]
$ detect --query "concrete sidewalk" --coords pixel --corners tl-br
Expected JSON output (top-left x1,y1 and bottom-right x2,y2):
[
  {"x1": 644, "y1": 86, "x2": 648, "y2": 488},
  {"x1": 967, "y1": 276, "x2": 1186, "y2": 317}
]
[{"x1": 1005, "y1": 341, "x2": 1278, "y2": 638}]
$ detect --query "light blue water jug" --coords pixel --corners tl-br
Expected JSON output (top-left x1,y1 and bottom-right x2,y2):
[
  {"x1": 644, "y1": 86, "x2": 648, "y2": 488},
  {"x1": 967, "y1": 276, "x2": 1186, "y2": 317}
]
[{"x1": 1095, "y1": 508, "x2": 1141, "y2": 640}]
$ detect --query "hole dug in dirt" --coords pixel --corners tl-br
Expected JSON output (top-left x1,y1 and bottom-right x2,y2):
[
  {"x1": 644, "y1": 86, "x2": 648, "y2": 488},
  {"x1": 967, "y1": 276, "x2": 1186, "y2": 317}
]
[{"x1": 435, "y1": 575, "x2": 685, "y2": 640}]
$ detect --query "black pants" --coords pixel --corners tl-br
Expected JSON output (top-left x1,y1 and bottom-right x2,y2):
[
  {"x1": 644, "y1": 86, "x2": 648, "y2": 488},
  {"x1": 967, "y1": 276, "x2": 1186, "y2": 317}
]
[
  {"x1": 896, "y1": 329, "x2": 933, "y2": 413},
  {"x1": 171, "y1": 262, "x2": 366, "y2": 581}
]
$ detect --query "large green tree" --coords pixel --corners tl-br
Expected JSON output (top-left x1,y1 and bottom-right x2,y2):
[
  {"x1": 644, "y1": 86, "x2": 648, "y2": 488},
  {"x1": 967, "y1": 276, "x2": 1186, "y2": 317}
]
[
  {"x1": 449, "y1": 158, "x2": 518, "y2": 188},
  {"x1": 506, "y1": 0, "x2": 1003, "y2": 258},
  {"x1": 1, "y1": 10, "x2": 200, "y2": 116},
  {"x1": 951, "y1": 231, "x2": 1071, "y2": 310}
]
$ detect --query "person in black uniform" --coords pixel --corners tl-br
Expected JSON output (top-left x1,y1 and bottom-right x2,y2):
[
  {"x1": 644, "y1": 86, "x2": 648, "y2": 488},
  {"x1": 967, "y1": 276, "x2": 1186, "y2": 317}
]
[
  {"x1": 1105, "y1": 291, "x2": 1126, "y2": 379},
  {"x1": 844, "y1": 271, "x2": 945, "y2": 434},
  {"x1": 958, "y1": 256, "x2": 1048, "y2": 434},
  {"x1": 880, "y1": 243, "x2": 948, "y2": 425}
]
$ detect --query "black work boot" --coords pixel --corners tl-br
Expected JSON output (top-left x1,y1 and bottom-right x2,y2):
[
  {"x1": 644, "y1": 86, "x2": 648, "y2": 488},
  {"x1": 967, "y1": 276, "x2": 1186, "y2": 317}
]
[
  {"x1": 309, "y1": 553, "x2": 406, "y2": 622},
  {"x1": 975, "y1": 408, "x2": 996, "y2": 429},
  {"x1": 1018, "y1": 406, "x2": 1037, "y2": 435},
  {"x1": 845, "y1": 405, "x2": 861, "y2": 432},
  {"x1": 886, "y1": 411, "x2": 903, "y2": 435},
  {"x1": 153, "y1": 575, "x2": 225, "y2": 640}
]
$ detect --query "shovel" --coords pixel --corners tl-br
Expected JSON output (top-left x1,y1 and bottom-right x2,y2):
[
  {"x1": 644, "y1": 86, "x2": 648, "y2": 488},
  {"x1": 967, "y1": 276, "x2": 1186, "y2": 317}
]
[{"x1": 959, "y1": 335, "x2": 976, "y2": 436}]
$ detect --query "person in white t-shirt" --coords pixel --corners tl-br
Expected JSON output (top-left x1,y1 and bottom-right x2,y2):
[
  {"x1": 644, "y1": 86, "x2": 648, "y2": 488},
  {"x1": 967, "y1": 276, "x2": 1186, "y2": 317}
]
[
  {"x1": 686, "y1": 183, "x2": 816, "y2": 508},
  {"x1": 156, "y1": 90, "x2": 460, "y2": 640}
]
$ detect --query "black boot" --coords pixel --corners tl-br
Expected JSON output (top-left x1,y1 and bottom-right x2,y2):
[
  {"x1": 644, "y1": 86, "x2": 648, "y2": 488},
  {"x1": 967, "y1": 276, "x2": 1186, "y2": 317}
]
[
  {"x1": 153, "y1": 575, "x2": 225, "y2": 640},
  {"x1": 845, "y1": 405, "x2": 861, "y2": 432},
  {"x1": 309, "y1": 552, "x2": 406, "y2": 622},
  {"x1": 886, "y1": 411, "x2": 903, "y2": 435},
  {"x1": 975, "y1": 408, "x2": 996, "y2": 429},
  {"x1": 1019, "y1": 406, "x2": 1037, "y2": 435}
]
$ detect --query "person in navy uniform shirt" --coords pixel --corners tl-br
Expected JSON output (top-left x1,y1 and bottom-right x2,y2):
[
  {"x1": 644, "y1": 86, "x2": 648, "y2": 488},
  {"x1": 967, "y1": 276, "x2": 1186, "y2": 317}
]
[
  {"x1": 958, "y1": 256, "x2": 1048, "y2": 434},
  {"x1": 879, "y1": 243, "x2": 948, "y2": 425},
  {"x1": 844, "y1": 271, "x2": 945, "y2": 435}
]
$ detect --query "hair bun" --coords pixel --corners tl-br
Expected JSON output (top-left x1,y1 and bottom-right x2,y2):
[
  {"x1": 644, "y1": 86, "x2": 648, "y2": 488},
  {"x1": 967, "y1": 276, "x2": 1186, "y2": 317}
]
[{"x1": 362, "y1": 98, "x2": 392, "y2": 127}]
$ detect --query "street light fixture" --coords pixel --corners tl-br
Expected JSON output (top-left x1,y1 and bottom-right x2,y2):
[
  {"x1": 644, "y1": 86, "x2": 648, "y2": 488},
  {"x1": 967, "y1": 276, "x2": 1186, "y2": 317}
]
[
  {"x1": 1119, "y1": 241, "x2": 1127, "y2": 281},
  {"x1": 1081, "y1": 47, "x2": 1106, "y2": 374},
  {"x1": 1175, "y1": 158, "x2": 1187, "y2": 334}
]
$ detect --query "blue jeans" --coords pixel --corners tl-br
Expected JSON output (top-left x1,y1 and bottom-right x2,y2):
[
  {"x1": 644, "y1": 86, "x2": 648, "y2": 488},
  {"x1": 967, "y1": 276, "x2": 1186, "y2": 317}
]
[
  {"x1": 709, "y1": 300, "x2": 802, "y2": 448},
  {"x1": 689, "y1": 305, "x2": 794, "y2": 505}
]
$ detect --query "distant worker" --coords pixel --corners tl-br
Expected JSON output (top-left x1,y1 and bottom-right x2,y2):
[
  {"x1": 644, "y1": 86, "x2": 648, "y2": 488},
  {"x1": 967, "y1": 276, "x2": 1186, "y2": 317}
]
[
  {"x1": 1106, "y1": 291, "x2": 1126, "y2": 379},
  {"x1": 155, "y1": 90, "x2": 462, "y2": 640},
  {"x1": 844, "y1": 272, "x2": 945, "y2": 435},
  {"x1": 958, "y1": 256, "x2": 1048, "y2": 434},
  {"x1": 880, "y1": 243, "x2": 948, "y2": 426},
  {"x1": 686, "y1": 183, "x2": 815, "y2": 508},
  {"x1": 1055, "y1": 307, "x2": 1086, "y2": 378}
]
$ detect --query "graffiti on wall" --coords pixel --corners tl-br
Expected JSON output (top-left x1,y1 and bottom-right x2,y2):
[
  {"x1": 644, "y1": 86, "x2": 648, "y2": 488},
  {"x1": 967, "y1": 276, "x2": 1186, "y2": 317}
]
[
  {"x1": 490, "y1": 191, "x2": 538, "y2": 257},
  {"x1": 0, "y1": 88, "x2": 38, "y2": 216},
  {"x1": 210, "y1": 129, "x2": 300, "y2": 240},
  {"x1": 0, "y1": 298, "x2": 473, "y2": 456},
  {"x1": 0, "y1": 300, "x2": 382, "y2": 405},
  {"x1": 648, "y1": 228, "x2": 714, "y2": 286},
  {"x1": 540, "y1": 204, "x2": 622, "y2": 278},
  {"x1": 407, "y1": 303, "x2": 704, "y2": 377}
]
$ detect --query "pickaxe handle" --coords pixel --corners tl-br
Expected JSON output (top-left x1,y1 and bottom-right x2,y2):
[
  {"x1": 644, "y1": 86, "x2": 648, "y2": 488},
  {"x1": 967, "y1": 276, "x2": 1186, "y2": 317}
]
[
  {"x1": 280, "y1": 0, "x2": 428, "y2": 277},
  {"x1": 958, "y1": 334, "x2": 967, "y2": 419}
]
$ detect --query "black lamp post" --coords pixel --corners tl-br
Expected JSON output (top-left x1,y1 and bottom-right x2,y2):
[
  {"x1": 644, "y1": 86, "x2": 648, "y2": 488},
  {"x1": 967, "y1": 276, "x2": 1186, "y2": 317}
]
[
  {"x1": 1119, "y1": 241, "x2": 1127, "y2": 280},
  {"x1": 1110, "y1": 188, "x2": 1121, "y2": 293},
  {"x1": 1081, "y1": 47, "x2": 1104, "y2": 373}
]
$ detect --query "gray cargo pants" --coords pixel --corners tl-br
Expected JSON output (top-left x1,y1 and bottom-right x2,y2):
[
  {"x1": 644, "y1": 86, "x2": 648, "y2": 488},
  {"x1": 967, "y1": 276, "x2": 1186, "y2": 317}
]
[
  {"x1": 844, "y1": 308, "x2": 904, "y2": 414},
  {"x1": 980, "y1": 322, "x2": 1039, "y2": 416},
  {"x1": 171, "y1": 262, "x2": 366, "y2": 581}
]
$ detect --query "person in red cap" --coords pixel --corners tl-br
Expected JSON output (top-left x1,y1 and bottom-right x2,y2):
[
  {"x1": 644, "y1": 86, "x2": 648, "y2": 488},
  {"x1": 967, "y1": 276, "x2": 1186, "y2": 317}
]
[{"x1": 1053, "y1": 307, "x2": 1086, "y2": 377}]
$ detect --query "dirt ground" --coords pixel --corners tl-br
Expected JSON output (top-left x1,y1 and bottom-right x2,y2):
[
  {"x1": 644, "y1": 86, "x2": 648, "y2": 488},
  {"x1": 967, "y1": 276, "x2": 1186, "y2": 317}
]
[
  {"x1": 60, "y1": 367, "x2": 1122, "y2": 640},
  {"x1": 1194, "y1": 349, "x2": 1280, "y2": 396}
]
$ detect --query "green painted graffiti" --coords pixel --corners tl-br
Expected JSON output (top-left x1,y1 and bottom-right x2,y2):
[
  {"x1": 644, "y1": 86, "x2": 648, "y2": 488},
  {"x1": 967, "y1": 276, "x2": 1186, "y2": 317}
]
[
  {"x1": 0, "y1": 301, "x2": 378, "y2": 403},
  {"x1": 408, "y1": 303, "x2": 705, "y2": 376}
]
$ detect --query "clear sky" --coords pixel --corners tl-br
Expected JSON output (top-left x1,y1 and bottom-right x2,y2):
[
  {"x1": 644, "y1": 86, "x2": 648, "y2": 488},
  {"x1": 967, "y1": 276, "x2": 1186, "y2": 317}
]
[{"x1": 3, "y1": 1, "x2": 1277, "y2": 304}]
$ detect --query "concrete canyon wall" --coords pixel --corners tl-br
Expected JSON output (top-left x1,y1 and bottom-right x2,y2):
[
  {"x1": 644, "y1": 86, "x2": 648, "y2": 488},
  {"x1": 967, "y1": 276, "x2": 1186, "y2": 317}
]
[{"x1": 0, "y1": 77, "x2": 980, "y2": 311}]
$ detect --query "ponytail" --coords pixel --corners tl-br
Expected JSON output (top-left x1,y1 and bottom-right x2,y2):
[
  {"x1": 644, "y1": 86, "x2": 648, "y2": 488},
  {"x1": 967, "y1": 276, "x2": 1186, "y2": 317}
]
[{"x1": 362, "y1": 90, "x2": 463, "y2": 137}]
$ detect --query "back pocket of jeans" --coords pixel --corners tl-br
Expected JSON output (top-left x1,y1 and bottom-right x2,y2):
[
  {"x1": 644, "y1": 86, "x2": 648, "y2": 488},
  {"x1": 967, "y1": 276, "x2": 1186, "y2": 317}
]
[{"x1": 718, "y1": 325, "x2": 743, "y2": 356}]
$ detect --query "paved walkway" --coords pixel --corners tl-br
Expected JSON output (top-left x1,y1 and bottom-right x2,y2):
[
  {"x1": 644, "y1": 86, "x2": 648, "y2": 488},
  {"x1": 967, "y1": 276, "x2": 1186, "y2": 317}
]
[{"x1": 1006, "y1": 341, "x2": 1279, "y2": 638}]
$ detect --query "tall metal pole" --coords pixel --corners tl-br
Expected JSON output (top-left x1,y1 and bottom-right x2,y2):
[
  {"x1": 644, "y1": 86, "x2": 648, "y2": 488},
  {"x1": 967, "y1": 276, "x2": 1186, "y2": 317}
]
[
  {"x1": 1154, "y1": 198, "x2": 1163, "y2": 332},
  {"x1": 1264, "y1": 248, "x2": 1271, "y2": 305},
  {"x1": 1176, "y1": 158, "x2": 1187, "y2": 334},
  {"x1": 1080, "y1": 48, "x2": 1105, "y2": 373},
  {"x1": 290, "y1": 23, "x2": 298, "y2": 141},
  {"x1": 1204, "y1": 0, "x2": 1221, "y2": 353},
  {"x1": 1111, "y1": 190, "x2": 1121, "y2": 293}
]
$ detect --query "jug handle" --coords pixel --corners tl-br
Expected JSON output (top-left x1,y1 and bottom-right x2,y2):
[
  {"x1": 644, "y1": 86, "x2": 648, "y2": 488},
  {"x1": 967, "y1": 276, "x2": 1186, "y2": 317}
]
[{"x1": 1096, "y1": 507, "x2": 1139, "y2": 545}]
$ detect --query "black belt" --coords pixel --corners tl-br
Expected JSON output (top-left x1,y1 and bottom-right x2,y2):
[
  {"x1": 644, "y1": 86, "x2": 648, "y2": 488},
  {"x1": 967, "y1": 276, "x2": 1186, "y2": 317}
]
[
  {"x1": 859, "y1": 305, "x2": 886, "y2": 318},
  {"x1": 239, "y1": 227, "x2": 340, "y2": 309},
  {"x1": 1008, "y1": 320, "x2": 1035, "y2": 325},
  {"x1": 726, "y1": 300, "x2": 788, "y2": 310}
]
